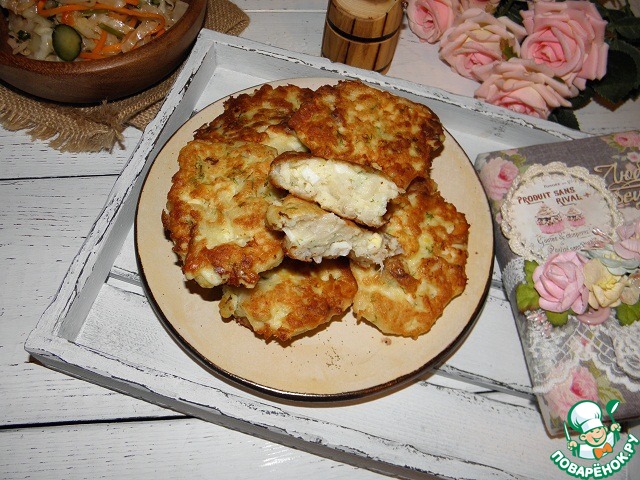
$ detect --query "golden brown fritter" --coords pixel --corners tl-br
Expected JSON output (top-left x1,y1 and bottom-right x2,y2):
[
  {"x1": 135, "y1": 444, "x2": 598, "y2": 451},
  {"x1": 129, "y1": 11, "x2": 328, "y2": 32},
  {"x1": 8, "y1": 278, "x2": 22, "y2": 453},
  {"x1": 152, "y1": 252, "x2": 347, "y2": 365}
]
[
  {"x1": 266, "y1": 195, "x2": 402, "y2": 267},
  {"x1": 194, "y1": 84, "x2": 313, "y2": 154},
  {"x1": 161, "y1": 139, "x2": 285, "y2": 288},
  {"x1": 219, "y1": 259, "x2": 358, "y2": 342},
  {"x1": 350, "y1": 178, "x2": 469, "y2": 338},
  {"x1": 288, "y1": 80, "x2": 444, "y2": 189}
]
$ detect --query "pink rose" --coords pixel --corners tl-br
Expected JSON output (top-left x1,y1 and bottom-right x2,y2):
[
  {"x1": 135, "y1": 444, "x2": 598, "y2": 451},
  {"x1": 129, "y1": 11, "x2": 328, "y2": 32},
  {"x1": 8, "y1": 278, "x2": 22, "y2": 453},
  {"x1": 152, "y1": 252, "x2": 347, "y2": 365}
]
[
  {"x1": 478, "y1": 156, "x2": 519, "y2": 200},
  {"x1": 474, "y1": 59, "x2": 574, "y2": 119},
  {"x1": 533, "y1": 251, "x2": 589, "y2": 314},
  {"x1": 614, "y1": 220, "x2": 640, "y2": 260},
  {"x1": 545, "y1": 366, "x2": 599, "y2": 421},
  {"x1": 439, "y1": 9, "x2": 526, "y2": 81},
  {"x1": 458, "y1": 0, "x2": 500, "y2": 14},
  {"x1": 614, "y1": 131, "x2": 640, "y2": 149},
  {"x1": 406, "y1": 0, "x2": 459, "y2": 44},
  {"x1": 520, "y1": 1, "x2": 608, "y2": 90}
]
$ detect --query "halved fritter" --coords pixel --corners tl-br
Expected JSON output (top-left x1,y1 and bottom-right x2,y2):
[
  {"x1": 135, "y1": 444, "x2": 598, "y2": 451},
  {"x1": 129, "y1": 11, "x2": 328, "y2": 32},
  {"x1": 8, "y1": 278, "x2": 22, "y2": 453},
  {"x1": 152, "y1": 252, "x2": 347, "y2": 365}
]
[
  {"x1": 350, "y1": 178, "x2": 469, "y2": 338},
  {"x1": 288, "y1": 80, "x2": 444, "y2": 189},
  {"x1": 269, "y1": 151, "x2": 402, "y2": 227},
  {"x1": 161, "y1": 139, "x2": 285, "y2": 288},
  {"x1": 219, "y1": 259, "x2": 357, "y2": 342},
  {"x1": 266, "y1": 195, "x2": 402, "y2": 267},
  {"x1": 194, "y1": 84, "x2": 313, "y2": 154}
]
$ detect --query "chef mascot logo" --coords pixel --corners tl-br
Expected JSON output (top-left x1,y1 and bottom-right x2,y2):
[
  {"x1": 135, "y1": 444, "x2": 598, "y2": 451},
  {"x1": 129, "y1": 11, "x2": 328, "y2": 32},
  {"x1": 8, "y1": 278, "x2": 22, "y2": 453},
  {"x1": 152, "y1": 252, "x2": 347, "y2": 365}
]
[{"x1": 549, "y1": 399, "x2": 638, "y2": 479}]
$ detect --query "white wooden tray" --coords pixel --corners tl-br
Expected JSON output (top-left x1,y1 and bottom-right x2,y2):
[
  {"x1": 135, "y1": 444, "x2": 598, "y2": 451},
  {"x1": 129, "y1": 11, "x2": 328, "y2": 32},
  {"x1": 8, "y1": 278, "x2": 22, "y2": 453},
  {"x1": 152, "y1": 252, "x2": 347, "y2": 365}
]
[{"x1": 25, "y1": 30, "x2": 594, "y2": 479}]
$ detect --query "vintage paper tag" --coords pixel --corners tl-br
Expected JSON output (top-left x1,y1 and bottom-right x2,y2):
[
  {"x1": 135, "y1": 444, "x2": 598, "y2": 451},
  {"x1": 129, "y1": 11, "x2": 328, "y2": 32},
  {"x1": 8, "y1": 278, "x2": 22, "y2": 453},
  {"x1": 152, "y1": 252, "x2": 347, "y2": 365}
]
[{"x1": 500, "y1": 162, "x2": 622, "y2": 262}]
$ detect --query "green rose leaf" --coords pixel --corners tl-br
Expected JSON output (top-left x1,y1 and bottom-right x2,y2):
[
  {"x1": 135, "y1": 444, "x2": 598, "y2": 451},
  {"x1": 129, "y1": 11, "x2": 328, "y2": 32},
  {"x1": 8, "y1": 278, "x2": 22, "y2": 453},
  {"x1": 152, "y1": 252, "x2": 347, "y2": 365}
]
[
  {"x1": 568, "y1": 86, "x2": 595, "y2": 110},
  {"x1": 501, "y1": 41, "x2": 517, "y2": 60},
  {"x1": 524, "y1": 259, "x2": 539, "y2": 284},
  {"x1": 611, "y1": 16, "x2": 640, "y2": 41},
  {"x1": 496, "y1": 0, "x2": 528, "y2": 25},
  {"x1": 617, "y1": 301, "x2": 640, "y2": 326},
  {"x1": 546, "y1": 310, "x2": 569, "y2": 327},
  {"x1": 549, "y1": 108, "x2": 580, "y2": 131},
  {"x1": 609, "y1": 39, "x2": 640, "y2": 89},
  {"x1": 516, "y1": 283, "x2": 539, "y2": 312},
  {"x1": 592, "y1": 50, "x2": 639, "y2": 104}
]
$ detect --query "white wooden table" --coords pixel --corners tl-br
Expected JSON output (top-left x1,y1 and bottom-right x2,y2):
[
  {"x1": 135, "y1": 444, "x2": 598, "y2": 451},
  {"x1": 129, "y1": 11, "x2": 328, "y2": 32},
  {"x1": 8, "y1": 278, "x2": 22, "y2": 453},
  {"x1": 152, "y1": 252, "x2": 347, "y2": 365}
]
[{"x1": 2, "y1": 2, "x2": 640, "y2": 479}]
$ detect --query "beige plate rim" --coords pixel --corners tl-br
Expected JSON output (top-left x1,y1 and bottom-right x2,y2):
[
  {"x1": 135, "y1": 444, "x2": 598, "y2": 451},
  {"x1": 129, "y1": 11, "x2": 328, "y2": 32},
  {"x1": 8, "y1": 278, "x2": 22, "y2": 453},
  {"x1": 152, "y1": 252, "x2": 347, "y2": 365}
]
[{"x1": 135, "y1": 77, "x2": 495, "y2": 402}]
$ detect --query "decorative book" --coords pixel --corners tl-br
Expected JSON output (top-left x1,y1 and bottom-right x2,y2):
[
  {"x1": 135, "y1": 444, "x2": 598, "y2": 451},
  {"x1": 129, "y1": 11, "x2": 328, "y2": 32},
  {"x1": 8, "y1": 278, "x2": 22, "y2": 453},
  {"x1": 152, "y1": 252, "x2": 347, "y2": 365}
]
[{"x1": 475, "y1": 131, "x2": 640, "y2": 435}]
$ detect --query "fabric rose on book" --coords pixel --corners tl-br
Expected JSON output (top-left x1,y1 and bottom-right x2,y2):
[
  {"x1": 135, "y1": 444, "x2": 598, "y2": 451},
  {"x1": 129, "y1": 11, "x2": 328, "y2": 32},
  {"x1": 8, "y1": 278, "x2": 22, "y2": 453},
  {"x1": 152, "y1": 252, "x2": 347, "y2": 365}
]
[
  {"x1": 584, "y1": 220, "x2": 640, "y2": 276},
  {"x1": 584, "y1": 259, "x2": 625, "y2": 309},
  {"x1": 614, "y1": 220, "x2": 640, "y2": 261},
  {"x1": 533, "y1": 251, "x2": 589, "y2": 314},
  {"x1": 586, "y1": 246, "x2": 640, "y2": 277},
  {"x1": 439, "y1": 8, "x2": 526, "y2": 82},
  {"x1": 474, "y1": 59, "x2": 573, "y2": 119},
  {"x1": 520, "y1": 1, "x2": 608, "y2": 90},
  {"x1": 478, "y1": 156, "x2": 519, "y2": 201},
  {"x1": 406, "y1": 0, "x2": 459, "y2": 44},
  {"x1": 621, "y1": 273, "x2": 640, "y2": 305}
]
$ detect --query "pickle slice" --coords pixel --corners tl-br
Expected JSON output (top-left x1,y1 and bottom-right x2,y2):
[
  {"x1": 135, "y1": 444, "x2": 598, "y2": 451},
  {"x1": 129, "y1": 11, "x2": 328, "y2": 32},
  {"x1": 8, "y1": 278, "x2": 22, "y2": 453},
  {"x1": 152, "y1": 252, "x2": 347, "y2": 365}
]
[{"x1": 52, "y1": 25, "x2": 82, "y2": 61}]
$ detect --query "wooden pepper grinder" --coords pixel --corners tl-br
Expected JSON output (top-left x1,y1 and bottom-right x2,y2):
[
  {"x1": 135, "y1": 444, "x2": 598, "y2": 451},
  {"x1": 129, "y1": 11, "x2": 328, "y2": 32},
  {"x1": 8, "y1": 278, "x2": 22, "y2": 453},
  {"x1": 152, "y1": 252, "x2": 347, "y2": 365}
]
[{"x1": 321, "y1": 0, "x2": 404, "y2": 74}]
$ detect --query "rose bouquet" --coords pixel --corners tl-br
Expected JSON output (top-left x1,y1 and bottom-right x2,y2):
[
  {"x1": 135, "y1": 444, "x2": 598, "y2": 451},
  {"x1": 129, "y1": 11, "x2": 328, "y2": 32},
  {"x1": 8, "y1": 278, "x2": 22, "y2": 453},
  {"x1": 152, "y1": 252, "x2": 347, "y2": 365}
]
[{"x1": 405, "y1": 0, "x2": 640, "y2": 129}]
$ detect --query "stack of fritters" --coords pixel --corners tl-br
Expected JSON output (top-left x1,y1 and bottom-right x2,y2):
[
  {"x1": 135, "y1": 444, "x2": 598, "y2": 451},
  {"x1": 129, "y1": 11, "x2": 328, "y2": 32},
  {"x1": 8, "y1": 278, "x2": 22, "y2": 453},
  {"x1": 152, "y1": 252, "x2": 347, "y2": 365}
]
[{"x1": 162, "y1": 80, "x2": 469, "y2": 342}]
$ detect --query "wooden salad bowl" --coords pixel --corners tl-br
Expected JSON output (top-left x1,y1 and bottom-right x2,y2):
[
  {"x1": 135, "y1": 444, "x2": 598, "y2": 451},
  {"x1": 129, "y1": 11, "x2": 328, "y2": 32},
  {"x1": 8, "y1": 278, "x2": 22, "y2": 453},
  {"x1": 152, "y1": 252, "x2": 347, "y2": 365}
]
[{"x1": 0, "y1": 0, "x2": 206, "y2": 104}]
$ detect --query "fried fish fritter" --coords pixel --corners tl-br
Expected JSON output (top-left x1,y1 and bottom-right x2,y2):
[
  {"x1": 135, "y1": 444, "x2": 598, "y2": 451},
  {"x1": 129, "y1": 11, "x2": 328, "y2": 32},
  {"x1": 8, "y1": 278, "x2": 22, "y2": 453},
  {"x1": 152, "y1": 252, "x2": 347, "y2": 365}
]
[
  {"x1": 269, "y1": 151, "x2": 402, "y2": 227},
  {"x1": 288, "y1": 80, "x2": 444, "y2": 190},
  {"x1": 219, "y1": 259, "x2": 358, "y2": 342},
  {"x1": 194, "y1": 84, "x2": 313, "y2": 154},
  {"x1": 350, "y1": 178, "x2": 469, "y2": 338},
  {"x1": 161, "y1": 139, "x2": 284, "y2": 288},
  {"x1": 266, "y1": 195, "x2": 402, "y2": 267}
]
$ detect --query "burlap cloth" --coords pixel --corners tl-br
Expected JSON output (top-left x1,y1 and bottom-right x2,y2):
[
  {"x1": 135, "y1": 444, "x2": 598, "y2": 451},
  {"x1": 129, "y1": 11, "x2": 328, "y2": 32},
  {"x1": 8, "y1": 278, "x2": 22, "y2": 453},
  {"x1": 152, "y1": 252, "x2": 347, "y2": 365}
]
[{"x1": 0, "y1": 0, "x2": 249, "y2": 152}]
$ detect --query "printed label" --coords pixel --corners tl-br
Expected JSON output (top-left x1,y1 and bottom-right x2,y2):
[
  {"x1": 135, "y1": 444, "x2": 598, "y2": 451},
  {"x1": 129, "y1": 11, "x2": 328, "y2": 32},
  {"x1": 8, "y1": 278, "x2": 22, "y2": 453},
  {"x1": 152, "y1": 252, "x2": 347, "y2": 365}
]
[{"x1": 500, "y1": 162, "x2": 622, "y2": 262}]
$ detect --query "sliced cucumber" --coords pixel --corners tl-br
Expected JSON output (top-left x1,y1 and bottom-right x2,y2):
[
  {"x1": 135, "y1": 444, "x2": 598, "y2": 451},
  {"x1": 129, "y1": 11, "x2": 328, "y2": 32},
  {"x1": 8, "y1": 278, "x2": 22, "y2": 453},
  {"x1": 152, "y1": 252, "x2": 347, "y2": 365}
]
[{"x1": 52, "y1": 25, "x2": 82, "y2": 62}]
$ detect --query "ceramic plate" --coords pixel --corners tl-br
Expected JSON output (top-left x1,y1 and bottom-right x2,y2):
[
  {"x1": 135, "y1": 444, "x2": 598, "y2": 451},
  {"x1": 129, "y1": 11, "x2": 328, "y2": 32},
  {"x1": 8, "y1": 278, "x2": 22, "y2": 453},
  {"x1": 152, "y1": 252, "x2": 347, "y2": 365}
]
[{"x1": 135, "y1": 78, "x2": 494, "y2": 400}]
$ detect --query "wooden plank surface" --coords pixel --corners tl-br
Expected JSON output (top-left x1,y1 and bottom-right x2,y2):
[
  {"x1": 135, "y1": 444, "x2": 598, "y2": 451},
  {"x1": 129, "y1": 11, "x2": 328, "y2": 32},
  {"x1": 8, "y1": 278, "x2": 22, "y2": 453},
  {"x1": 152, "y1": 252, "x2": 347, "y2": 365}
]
[{"x1": 0, "y1": 419, "x2": 391, "y2": 480}]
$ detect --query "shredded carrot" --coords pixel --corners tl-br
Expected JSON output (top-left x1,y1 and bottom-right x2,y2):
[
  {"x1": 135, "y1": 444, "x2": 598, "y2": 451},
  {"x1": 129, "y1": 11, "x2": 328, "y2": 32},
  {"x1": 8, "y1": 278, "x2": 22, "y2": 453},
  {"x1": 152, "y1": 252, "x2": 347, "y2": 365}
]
[
  {"x1": 38, "y1": 1, "x2": 165, "y2": 30},
  {"x1": 61, "y1": 11, "x2": 75, "y2": 25},
  {"x1": 123, "y1": 0, "x2": 140, "y2": 5},
  {"x1": 101, "y1": 43, "x2": 123, "y2": 54},
  {"x1": 38, "y1": 4, "x2": 91, "y2": 17},
  {"x1": 94, "y1": 3, "x2": 166, "y2": 29},
  {"x1": 93, "y1": 29, "x2": 108, "y2": 54}
]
